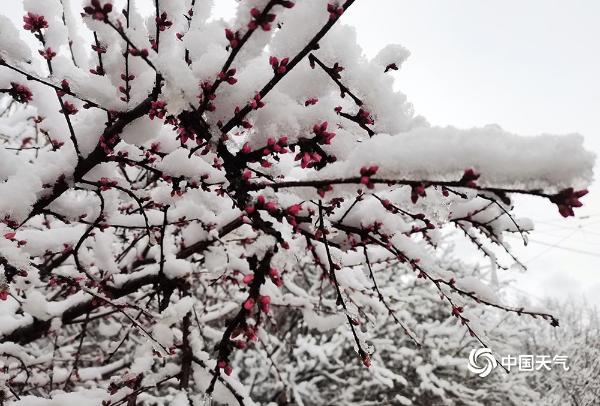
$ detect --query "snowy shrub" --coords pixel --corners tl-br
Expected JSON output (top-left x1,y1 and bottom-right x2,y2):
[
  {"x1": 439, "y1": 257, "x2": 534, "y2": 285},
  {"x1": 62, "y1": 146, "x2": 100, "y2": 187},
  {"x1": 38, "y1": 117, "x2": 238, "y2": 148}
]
[
  {"x1": 521, "y1": 301, "x2": 600, "y2": 406},
  {"x1": 0, "y1": 0, "x2": 594, "y2": 405}
]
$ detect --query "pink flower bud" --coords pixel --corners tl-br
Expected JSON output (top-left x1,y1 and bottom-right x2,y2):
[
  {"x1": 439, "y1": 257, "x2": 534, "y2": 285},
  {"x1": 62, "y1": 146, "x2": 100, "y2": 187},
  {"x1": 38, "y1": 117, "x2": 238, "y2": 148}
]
[
  {"x1": 361, "y1": 353, "x2": 371, "y2": 368},
  {"x1": 242, "y1": 274, "x2": 254, "y2": 285},
  {"x1": 265, "y1": 201, "x2": 278, "y2": 212},
  {"x1": 259, "y1": 295, "x2": 271, "y2": 312},
  {"x1": 286, "y1": 204, "x2": 301, "y2": 216},
  {"x1": 243, "y1": 298, "x2": 255, "y2": 310},
  {"x1": 269, "y1": 267, "x2": 280, "y2": 278}
]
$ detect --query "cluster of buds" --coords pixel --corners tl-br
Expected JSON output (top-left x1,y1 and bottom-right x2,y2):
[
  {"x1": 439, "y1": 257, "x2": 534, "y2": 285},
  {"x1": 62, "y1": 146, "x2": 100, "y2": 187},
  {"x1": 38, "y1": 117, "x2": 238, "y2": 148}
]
[
  {"x1": 217, "y1": 360, "x2": 233, "y2": 376},
  {"x1": 98, "y1": 177, "x2": 118, "y2": 191},
  {"x1": 459, "y1": 168, "x2": 480, "y2": 188},
  {"x1": 99, "y1": 133, "x2": 119, "y2": 154},
  {"x1": 90, "y1": 44, "x2": 107, "y2": 75},
  {"x1": 550, "y1": 188, "x2": 588, "y2": 217},
  {"x1": 268, "y1": 267, "x2": 284, "y2": 287},
  {"x1": 240, "y1": 118, "x2": 253, "y2": 129},
  {"x1": 296, "y1": 151, "x2": 322, "y2": 169},
  {"x1": 245, "y1": 195, "x2": 278, "y2": 216},
  {"x1": 8, "y1": 82, "x2": 33, "y2": 104},
  {"x1": 149, "y1": 100, "x2": 167, "y2": 120},
  {"x1": 106, "y1": 373, "x2": 143, "y2": 397},
  {"x1": 304, "y1": 97, "x2": 318, "y2": 106},
  {"x1": 243, "y1": 325, "x2": 258, "y2": 342},
  {"x1": 23, "y1": 12, "x2": 48, "y2": 32},
  {"x1": 242, "y1": 293, "x2": 274, "y2": 315},
  {"x1": 200, "y1": 81, "x2": 217, "y2": 111},
  {"x1": 317, "y1": 184, "x2": 333, "y2": 198},
  {"x1": 411, "y1": 183, "x2": 427, "y2": 204},
  {"x1": 240, "y1": 143, "x2": 252, "y2": 154},
  {"x1": 249, "y1": 93, "x2": 265, "y2": 110},
  {"x1": 262, "y1": 136, "x2": 289, "y2": 156},
  {"x1": 243, "y1": 297, "x2": 255, "y2": 311},
  {"x1": 119, "y1": 73, "x2": 135, "y2": 101},
  {"x1": 56, "y1": 80, "x2": 71, "y2": 96},
  {"x1": 360, "y1": 351, "x2": 371, "y2": 368},
  {"x1": 359, "y1": 165, "x2": 379, "y2": 189},
  {"x1": 83, "y1": 0, "x2": 113, "y2": 21},
  {"x1": 356, "y1": 108, "x2": 374, "y2": 125},
  {"x1": 89, "y1": 65, "x2": 104, "y2": 75},
  {"x1": 363, "y1": 220, "x2": 384, "y2": 235},
  {"x1": 155, "y1": 11, "x2": 172, "y2": 31},
  {"x1": 313, "y1": 121, "x2": 336, "y2": 145},
  {"x1": 129, "y1": 47, "x2": 149, "y2": 59},
  {"x1": 225, "y1": 28, "x2": 241, "y2": 49},
  {"x1": 4, "y1": 232, "x2": 27, "y2": 248},
  {"x1": 269, "y1": 56, "x2": 289, "y2": 74},
  {"x1": 451, "y1": 305, "x2": 464, "y2": 318},
  {"x1": 379, "y1": 199, "x2": 399, "y2": 214},
  {"x1": 60, "y1": 101, "x2": 79, "y2": 116},
  {"x1": 217, "y1": 68, "x2": 237, "y2": 85},
  {"x1": 241, "y1": 170, "x2": 253, "y2": 182},
  {"x1": 177, "y1": 126, "x2": 199, "y2": 146},
  {"x1": 144, "y1": 142, "x2": 161, "y2": 163},
  {"x1": 51, "y1": 139, "x2": 65, "y2": 149},
  {"x1": 91, "y1": 42, "x2": 107, "y2": 55},
  {"x1": 324, "y1": 62, "x2": 344, "y2": 79},
  {"x1": 285, "y1": 204, "x2": 302, "y2": 227},
  {"x1": 259, "y1": 295, "x2": 271, "y2": 312},
  {"x1": 2, "y1": 216, "x2": 18, "y2": 229},
  {"x1": 248, "y1": 7, "x2": 276, "y2": 31},
  {"x1": 409, "y1": 217, "x2": 435, "y2": 234},
  {"x1": 39, "y1": 48, "x2": 56, "y2": 61},
  {"x1": 327, "y1": 3, "x2": 345, "y2": 20}
]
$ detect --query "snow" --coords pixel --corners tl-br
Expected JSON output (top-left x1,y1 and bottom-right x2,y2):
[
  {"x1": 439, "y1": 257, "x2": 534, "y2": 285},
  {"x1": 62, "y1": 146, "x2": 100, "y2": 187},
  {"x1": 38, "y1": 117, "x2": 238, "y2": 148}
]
[
  {"x1": 10, "y1": 389, "x2": 108, "y2": 406},
  {"x1": 373, "y1": 44, "x2": 411, "y2": 70},
  {"x1": 314, "y1": 126, "x2": 595, "y2": 191},
  {"x1": 0, "y1": 16, "x2": 32, "y2": 64},
  {"x1": 301, "y1": 308, "x2": 346, "y2": 333}
]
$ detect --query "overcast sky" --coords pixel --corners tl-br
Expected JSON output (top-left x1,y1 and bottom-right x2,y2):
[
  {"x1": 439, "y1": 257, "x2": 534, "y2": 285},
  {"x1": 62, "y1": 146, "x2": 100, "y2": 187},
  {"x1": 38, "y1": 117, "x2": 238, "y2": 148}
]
[{"x1": 3, "y1": 0, "x2": 599, "y2": 307}]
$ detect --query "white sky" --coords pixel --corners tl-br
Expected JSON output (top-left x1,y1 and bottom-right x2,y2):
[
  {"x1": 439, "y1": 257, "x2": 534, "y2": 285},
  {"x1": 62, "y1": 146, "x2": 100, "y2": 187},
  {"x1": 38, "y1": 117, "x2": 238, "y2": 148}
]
[{"x1": 2, "y1": 0, "x2": 599, "y2": 307}]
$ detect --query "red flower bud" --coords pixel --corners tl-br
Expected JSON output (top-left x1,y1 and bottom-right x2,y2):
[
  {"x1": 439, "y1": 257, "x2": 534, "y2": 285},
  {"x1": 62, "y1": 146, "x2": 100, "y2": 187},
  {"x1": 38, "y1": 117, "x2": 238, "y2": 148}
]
[
  {"x1": 243, "y1": 298, "x2": 255, "y2": 310},
  {"x1": 242, "y1": 274, "x2": 254, "y2": 285}
]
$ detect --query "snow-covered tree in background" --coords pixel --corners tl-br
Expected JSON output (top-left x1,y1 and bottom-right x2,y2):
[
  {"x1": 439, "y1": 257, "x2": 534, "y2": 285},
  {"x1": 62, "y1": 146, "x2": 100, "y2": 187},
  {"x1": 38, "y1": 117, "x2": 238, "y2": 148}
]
[
  {"x1": 522, "y1": 300, "x2": 600, "y2": 406},
  {"x1": 0, "y1": 0, "x2": 594, "y2": 405},
  {"x1": 241, "y1": 260, "x2": 541, "y2": 406}
]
